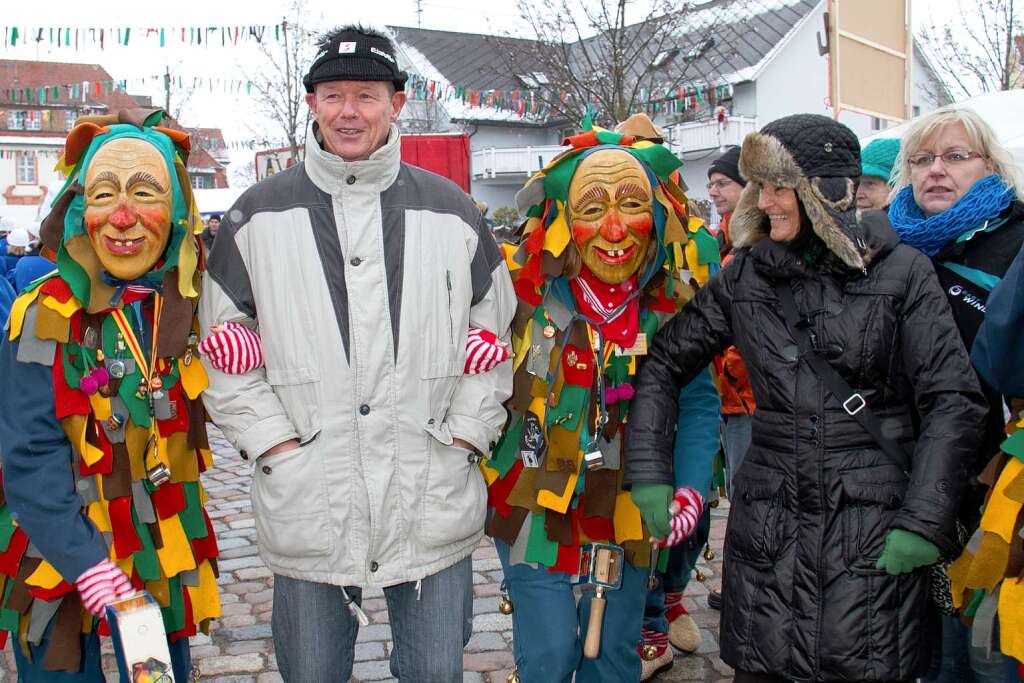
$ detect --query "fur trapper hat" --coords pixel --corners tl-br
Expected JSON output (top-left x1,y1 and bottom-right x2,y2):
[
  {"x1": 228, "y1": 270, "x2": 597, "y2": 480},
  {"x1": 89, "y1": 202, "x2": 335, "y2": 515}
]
[{"x1": 730, "y1": 114, "x2": 867, "y2": 270}]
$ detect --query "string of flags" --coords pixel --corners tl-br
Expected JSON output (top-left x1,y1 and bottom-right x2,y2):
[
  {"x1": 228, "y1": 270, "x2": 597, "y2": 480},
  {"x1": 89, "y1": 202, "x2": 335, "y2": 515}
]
[{"x1": 1, "y1": 24, "x2": 298, "y2": 50}]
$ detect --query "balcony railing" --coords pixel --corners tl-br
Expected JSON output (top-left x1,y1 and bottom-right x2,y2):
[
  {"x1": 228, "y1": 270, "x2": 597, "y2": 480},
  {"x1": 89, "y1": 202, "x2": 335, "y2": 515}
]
[
  {"x1": 668, "y1": 115, "x2": 758, "y2": 154},
  {"x1": 471, "y1": 145, "x2": 566, "y2": 180}
]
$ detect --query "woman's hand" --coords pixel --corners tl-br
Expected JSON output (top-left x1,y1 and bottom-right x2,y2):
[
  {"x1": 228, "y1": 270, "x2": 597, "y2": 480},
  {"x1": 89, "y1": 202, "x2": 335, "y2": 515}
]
[{"x1": 875, "y1": 528, "x2": 940, "y2": 575}]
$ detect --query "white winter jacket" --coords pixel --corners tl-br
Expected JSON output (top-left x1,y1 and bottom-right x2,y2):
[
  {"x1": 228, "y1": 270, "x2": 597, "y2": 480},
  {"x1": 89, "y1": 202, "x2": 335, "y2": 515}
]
[{"x1": 199, "y1": 124, "x2": 515, "y2": 587}]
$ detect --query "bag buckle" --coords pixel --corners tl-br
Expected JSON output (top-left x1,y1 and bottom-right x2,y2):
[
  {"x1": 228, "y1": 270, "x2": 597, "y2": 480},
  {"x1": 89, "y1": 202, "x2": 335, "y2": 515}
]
[{"x1": 843, "y1": 393, "x2": 866, "y2": 415}]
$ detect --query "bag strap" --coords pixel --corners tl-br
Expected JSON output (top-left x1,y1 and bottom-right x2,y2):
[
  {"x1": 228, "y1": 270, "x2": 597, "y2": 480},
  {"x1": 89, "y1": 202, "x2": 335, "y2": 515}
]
[{"x1": 774, "y1": 280, "x2": 911, "y2": 476}]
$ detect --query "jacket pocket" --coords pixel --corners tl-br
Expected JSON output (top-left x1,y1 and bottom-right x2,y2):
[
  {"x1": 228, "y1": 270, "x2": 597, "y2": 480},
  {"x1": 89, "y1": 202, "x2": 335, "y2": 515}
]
[
  {"x1": 726, "y1": 462, "x2": 786, "y2": 566},
  {"x1": 265, "y1": 366, "x2": 321, "y2": 443},
  {"x1": 839, "y1": 466, "x2": 908, "y2": 575},
  {"x1": 420, "y1": 267, "x2": 468, "y2": 380},
  {"x1": 417, "y1": 433, "x2": 486, "y2": 548},
  {"x1": 252, "y1": 441, "x2": 334, "y2": 559}
]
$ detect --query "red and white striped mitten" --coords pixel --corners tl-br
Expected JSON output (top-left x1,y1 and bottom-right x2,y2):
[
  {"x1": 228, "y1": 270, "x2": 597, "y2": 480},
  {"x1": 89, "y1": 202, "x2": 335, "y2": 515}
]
[
  {"x1": 76, "y1": 559, "x2": 134, "y2": 616},
  {"x1": 657, "y1": 487, "x2": 705, "y2": 548},
  {"x1": 198, "y1": 322, "x2": 265, "y2": 374},
  {"x1": 465, "y1": 327, "x2": 510, "y2": 375}
]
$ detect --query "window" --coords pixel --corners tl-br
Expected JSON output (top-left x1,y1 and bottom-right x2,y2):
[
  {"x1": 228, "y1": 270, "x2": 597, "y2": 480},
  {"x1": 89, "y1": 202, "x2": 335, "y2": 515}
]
[
  {"x1": 912, "y1": 105, "x2": 921, "y2": 117},
  {"x1": 25, "y1": 111, "x2": 42, "y2": 131},
  {"x1": 871, "y1": 117, "x2": 882, "y2": 131},
  {"x1": 517, "y1": 74, "x2": 539, "y2": 88},
  {"x1": 684, "y1": 38, "x2": 714, "y2": 63},
  {"x1": 651, "y1": 48, "x2": 678, "y2": 69},
  {"x1": 16, "y1": 152, "x2": 37, "y2": 185},
  {"x1": 7, "y1": 110, "x2": 27, "y2": 130},
  {"x1": 190, "y1": 174, "x2": 212, "y2": 190},
  {"x1": 532, "y1": 72, "x2": 549, "y2": 85}
]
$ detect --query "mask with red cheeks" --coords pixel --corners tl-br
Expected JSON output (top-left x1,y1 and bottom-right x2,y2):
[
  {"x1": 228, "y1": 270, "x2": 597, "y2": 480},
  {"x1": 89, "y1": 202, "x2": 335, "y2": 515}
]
[
  {"x1": 568, "y1": 149, "x2": 654, "y2": 284},
  {"x1": 83, "y1": 137, "x2": 173, "y2": 281}
]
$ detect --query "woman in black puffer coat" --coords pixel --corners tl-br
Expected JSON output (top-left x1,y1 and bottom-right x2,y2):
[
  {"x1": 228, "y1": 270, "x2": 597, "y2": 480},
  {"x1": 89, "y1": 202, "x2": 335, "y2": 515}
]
[{"x1": 625, "y1": 114, "x2": 988, "y2": 683}]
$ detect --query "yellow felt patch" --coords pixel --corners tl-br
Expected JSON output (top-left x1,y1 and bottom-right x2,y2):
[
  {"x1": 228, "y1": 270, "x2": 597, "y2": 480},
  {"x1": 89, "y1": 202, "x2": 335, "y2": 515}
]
[
  {"x1": 981, "y1": 457, "x2": 1024, "y2": 542},
  {"x1": 542, "y1": 201, "x2": 571, "y2": 258},
  {"x1": 1002, "y1": 463, "x2": 1024, "y2": 503},
  {"x1": 187, "y1": 560, "x2": 222, "y2": 624},
  {"x1": 176, "y1": 214, "x2": 200, "y2": 300},
  {"x1": 999, "y1": 578, "x2": 1024, "y2": 662},
  {"x1": 86, "y1": 501, "x2": 112, "y2": 533},
  {"x1": 198, "y1": 447, "x2": 214, "y2": 472},
  {"x1": 25, "y1": 560, "x2": 66, "y2": 589},
  {"x1": 613, "y1": 490, "x2": 645, "y2": 544},
  {"x1": 506, "y1": 466, "x2": 543, "y2": 513},
  {"x1": 513, "y1": 321, "x2": 534, "y2": 374},
  {"x1": 168, "y1": 432, "x2": 199, "y2": 483},
  {"x1": 125, "y1": 424, "x2": 150, "y2": 480},
  {"x1": 146, "y1": 578, "x2": 170, "y2": 608},
  {"x1": 178, "y1": 357, "x2": 209, "y2": 399},
  {"x1": 34, "y1": 303, "x2": 70, "y2": 343},
  {"x1": 69, "y1": 415, "x2": 105, "y2": 467},
  {"x1": 155, "y1": 514, "x2": 197, "y2": 577},
  {"x1": 684, "y1": 239, "x2": 710, "y2": 286},
  {"x1": 41, "y1": 293, "x2": 81, "y2": 319},
  {"x1": 654, "y1": 187, "x2": 685, "y2": 245},
  {"x1": 480, "y1": 461, "x2": 499, "y2": 486},
  {"x1": 965, "y1": 532, "x2": 1010, "y2": 591},
  {"x1": 501, "y1": 243, "x2": 521, "y2": 272},
  {"x1": 536, "y1": 471, "x2": 579, "y2": 514},
  {"x1": 947, "y1": 551, "x2": 973, "y2": 609},
  {"x1": 7, "y1": 288, "x2": 42, "y2": 340},
  {"x1": 88, "y1": 393, "x2": 112, "y2": 422}
]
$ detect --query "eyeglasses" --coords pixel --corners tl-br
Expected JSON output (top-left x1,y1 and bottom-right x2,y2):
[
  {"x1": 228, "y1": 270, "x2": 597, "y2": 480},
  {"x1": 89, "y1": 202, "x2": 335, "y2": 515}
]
[
  {"x1": 706, "y1": 179, "x2": 737, "y2": 191},
  {"x1": 907, "y1": 149, "x2": 986, "y2": 169}
]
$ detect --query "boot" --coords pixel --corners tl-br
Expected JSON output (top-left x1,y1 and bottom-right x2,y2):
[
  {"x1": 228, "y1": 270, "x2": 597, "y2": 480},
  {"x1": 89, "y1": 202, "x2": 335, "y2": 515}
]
[
  {"x1": 638, "y1": 628, "x2": 673, "y2": 681},
  {"x1": 665, "y1": 591, "x2": 701, "y2": 653}
]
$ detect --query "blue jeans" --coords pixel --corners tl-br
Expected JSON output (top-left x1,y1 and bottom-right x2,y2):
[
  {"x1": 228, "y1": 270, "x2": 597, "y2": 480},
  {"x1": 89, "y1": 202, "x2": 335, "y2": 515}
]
[
  {"x1": 271, "y1": 555, "x2": 473, "y2": 682},
  {"x1": 722, "y1": 413, "x2": 752, "y2": 498},
  {"x1": 12, "y1": 626, "x2": 190, "y2": 682},
  {"x1": 924, "y1": 615, "x2": 1020, "y2": 683},
  {"x1": 643, "y1": 503, "x2": 712, "y2": 633},
  {"x1": 496, "y1": 539, "x2": 650, "y2": 683}
]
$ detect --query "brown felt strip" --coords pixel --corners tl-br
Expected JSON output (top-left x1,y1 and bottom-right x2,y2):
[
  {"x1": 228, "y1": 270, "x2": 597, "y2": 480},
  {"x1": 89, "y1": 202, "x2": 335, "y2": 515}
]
[
  {"x1": 583, "y1": 469, "x2": 618, "y2": 519},
  {"x1": 187, "y1": 396, "x2": 210, "y2": 451},
  {"x1": 7, "y1": 558, "x2": 42, "y2": 614},
  {"x1": 544, "y1": 509, "x2": 573, "y2": 546},
  {"x1": 488, "y1": 506, "x2": 529, "y2": 546},
  {"x1": 34, "y1": 304, "x2": 70, "y2": 343},
  {"x1": 104, "y1": 443, "x2": 134, "y2": 500},
  {"x1": 156, "y1": 268, "x2": 192, "y2": 358},
  {"x1": 41, "y1": 593, "x2": 82, "y2": 672}
]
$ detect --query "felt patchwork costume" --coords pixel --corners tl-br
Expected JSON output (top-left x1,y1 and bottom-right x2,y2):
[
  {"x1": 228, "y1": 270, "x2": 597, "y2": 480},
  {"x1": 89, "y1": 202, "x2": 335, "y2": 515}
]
[
  {"x1": 0, "y1": 110, "x2": 219, "y2": 674},
  {"x1": 481, "y1": 115, "x2": 719, "y2": 681}
]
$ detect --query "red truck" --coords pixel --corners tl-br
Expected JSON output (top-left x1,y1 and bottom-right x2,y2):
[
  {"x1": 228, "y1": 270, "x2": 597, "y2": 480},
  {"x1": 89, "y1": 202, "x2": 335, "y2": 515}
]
[{"x1": 254, "y1": 133, "x2": 470, "y2": 192}]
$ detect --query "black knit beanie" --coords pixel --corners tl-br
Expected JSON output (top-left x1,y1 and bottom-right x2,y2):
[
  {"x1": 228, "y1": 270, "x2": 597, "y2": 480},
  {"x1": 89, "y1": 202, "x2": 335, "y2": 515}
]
[
  {"x1": 708, "y1": 146, "x2": 745, "y2": 186},
  {"x1": 304, "y1": 27, "x2": 408, "y2": 93}
]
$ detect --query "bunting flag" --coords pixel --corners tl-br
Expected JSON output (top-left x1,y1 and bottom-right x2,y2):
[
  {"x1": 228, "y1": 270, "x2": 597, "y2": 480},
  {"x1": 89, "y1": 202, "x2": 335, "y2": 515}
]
[{"x1": 0, "y1": 23, "x2": 293, "y2": 49}]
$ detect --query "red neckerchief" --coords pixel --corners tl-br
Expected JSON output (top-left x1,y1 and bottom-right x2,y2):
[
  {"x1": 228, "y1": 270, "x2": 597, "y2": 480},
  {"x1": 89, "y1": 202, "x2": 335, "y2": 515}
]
[{"x1": 569, "y1": 267, "x2": 640, "y2": 348}]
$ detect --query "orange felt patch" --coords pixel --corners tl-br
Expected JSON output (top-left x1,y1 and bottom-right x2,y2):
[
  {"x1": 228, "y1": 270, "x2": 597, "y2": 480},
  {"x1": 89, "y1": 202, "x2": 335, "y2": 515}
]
[{"x1": 63, "y1": 123, "x2": 111, "y2": 167}]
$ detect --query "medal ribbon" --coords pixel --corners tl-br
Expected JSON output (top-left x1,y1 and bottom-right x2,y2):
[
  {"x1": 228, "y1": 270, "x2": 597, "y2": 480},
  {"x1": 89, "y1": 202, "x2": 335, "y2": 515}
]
[{"x1": 110, "y1": 295, "x2": 165, "y2": 470}]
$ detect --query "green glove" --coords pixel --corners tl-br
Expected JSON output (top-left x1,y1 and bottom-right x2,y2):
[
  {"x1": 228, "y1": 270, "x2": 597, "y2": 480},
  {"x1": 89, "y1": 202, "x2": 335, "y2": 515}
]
[
  {"x1": 630, "y1": 483, "x2": 673, "y2": 541},
  {"x1": 875, "y1": 528, "x2": 940, "y2": 575}
]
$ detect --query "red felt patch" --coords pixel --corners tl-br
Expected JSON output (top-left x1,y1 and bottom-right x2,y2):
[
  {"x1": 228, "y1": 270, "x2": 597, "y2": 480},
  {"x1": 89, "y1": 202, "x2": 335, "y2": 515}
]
[
  {"x1": 168, "y1": 587, "x2": 197, "y2": 642},
  {"x1": 514, "y1": 277, "x2": 543, "y2": 307},
  {"x1": 80, "y1": 421, "x2": 114, "y2": 477},
  {"x1": 157, "y1": 383, "x2": 190, "y2": 437},
  {"x1": 97, "y1": 618, "x2": 110, "y2": 637},
  {"x1": 486, "y1": 460, "x2": 523, "y2": 518},
  {"x1": 0, "y1": 528, "x2": 29, "y2": 577},
  {"x1": 561, "y1": 345, "x2": 595, "y2": 387},
  {"x1": 550, "y1": 506, "x2": 582, "y2": 574},
  {"x1": 108, "y1": 497, "x2": 142, "y2": 559},
  {"x1": 29, "y1": 581, "x2": 74, "y2": 601},
  {"x1": 189, "y1": 510, "x2": 219, "y2": 564},
  {"x1": 150, "y1": 482, "x2": 186, "y2": 520},
  {"x1": 53, "y1": 348, "x2": 91, "y2": 420},
  {"x1": 40, "y1": 277, "x2": 74, "y2": 304}
]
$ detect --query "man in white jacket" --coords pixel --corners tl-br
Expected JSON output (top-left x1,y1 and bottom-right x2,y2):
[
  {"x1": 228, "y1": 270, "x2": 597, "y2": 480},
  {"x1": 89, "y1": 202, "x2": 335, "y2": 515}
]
[{"x1": 199, "y1": 25, "x2": 515, "y2": 682}]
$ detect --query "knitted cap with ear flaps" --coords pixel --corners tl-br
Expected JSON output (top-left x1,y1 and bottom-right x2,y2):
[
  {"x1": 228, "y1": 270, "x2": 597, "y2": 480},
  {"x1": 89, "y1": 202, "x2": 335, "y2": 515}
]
[{"x1": 728, "y1": 114, "x2": 868, "y2": 270}]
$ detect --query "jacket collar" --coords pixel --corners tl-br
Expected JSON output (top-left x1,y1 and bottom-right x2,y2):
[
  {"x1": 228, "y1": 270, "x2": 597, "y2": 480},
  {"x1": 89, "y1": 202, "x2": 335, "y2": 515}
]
[{"x1": 304, "y1": 121, "x2": 402, "y2": 194}]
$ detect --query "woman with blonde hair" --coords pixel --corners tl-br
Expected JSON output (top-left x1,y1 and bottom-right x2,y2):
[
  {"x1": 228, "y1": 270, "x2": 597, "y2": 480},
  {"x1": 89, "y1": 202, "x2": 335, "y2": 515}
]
[{"x1": 888, "y1": 105, "x2": 1024, "y2": 682}]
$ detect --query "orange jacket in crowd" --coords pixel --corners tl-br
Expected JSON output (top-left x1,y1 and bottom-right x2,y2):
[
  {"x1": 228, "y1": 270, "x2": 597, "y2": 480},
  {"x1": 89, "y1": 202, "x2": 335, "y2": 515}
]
[{"x1": 713, "y1": 213, "x2": 756, "y2": 415}]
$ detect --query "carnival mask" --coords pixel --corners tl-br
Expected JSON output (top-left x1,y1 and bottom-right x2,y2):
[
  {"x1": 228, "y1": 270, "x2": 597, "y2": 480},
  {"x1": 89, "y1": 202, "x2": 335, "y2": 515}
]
[
  {"x1": 569, "y1": 149, "x2": 654, "y2": 284},
  {"x1": 83, "y1": 137, "x2": 173, "y2": 281}
]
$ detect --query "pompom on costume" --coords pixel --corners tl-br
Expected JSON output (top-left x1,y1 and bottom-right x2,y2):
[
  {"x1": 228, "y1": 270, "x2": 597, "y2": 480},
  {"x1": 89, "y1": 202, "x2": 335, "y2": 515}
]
[
  {"x1": 482, "y1": 114, "x2": 719, "y2": 681},
  {"x1": 0, "y1": 109, "x2": 219, "y2": 674}
]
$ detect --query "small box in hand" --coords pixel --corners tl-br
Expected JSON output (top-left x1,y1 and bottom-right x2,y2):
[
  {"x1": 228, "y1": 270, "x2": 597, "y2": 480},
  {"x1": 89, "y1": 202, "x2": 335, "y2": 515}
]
[{"x1": 105, "y1": 592, "x2": 175, "y2": 682}]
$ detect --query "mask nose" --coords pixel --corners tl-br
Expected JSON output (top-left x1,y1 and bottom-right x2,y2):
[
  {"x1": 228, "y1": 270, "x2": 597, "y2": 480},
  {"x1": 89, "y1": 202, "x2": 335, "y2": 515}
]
[
  {"x1": 108, "y1": 202, "x2": 137, "y2": 230},
  {"x1": 599, "y1": 210, "x2": 628, "y2": 243}
]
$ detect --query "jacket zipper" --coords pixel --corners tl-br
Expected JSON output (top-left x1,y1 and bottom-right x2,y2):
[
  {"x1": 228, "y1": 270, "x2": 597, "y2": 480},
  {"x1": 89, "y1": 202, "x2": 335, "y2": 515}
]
[{"x1": 446, "y1": 270, "x2": 454, "y2": 344}]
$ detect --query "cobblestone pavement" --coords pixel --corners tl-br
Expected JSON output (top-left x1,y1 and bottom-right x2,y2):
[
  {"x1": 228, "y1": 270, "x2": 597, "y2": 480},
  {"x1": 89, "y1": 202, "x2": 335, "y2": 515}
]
[{"x1": 1, "y1": 426, "x2": 731, "y2": 682}]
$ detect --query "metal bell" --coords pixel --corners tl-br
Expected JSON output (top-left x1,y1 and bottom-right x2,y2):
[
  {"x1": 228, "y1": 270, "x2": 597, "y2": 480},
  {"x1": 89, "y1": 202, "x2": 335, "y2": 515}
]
[
  {"x1": 709, "y1": 498, "x2": 720, "y2": 508},
  {"x1": 694, "y1": 569, "x2": 707, "y2": 582},
  {"x1": 641, "y1": 644, "x2": 659, "y2": 661},
  {"x1": 498, "y1": 593, "x2": 514, "y2": 615},
  {"x1": 506, "y1": 671, "x2": 521, "y2": 683},
  {"x1": 704, "y1": 545, "x2": 715, "y2": 561}
]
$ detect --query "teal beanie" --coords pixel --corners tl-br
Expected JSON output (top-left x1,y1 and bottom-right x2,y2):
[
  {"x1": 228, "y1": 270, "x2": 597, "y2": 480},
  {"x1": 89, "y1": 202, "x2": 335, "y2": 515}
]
[{"x1": 861, "y1": 138, "x2": 900, "y2": 183}]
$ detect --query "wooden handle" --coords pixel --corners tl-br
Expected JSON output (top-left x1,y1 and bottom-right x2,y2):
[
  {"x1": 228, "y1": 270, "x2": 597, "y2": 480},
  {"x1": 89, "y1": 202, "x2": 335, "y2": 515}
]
[{"x1": 583, "y1": 592, "x2": 606, "y2": 659}]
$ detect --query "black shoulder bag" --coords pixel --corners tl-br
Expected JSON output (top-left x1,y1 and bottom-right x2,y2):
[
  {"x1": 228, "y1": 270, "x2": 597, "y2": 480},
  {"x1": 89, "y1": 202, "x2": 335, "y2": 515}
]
[{"x1": 773, "y1": 279, "x2": 960, "y2": 614}]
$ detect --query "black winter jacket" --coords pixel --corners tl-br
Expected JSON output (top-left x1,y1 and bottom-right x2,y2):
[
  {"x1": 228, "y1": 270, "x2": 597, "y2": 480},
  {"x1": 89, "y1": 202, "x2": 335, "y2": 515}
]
[{"x1": 625, "y1": 214, "x2": 987, "y2": 681}]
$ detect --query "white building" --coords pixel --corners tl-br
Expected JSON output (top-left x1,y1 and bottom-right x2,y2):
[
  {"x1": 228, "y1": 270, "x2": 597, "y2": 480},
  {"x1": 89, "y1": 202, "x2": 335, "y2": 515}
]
[{"x1": 389, "y1": 0, "x2": 948, "y2": 225}]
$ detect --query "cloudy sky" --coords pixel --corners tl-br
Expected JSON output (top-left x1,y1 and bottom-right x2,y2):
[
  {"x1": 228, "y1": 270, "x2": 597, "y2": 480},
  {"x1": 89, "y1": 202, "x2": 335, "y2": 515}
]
[{"x1": 2, "y1": 0, "x2": 963, "y2": 181}]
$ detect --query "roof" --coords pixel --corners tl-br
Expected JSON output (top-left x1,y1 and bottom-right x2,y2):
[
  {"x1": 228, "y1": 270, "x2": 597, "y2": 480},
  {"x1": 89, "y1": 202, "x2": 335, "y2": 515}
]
[
  {"x1": 186, "y1": 145, "x2": 224, "y2": 172},
  {"x1": 0, "y1": 59, "x2": 142, "y2": 112},
  {"x1": 388, "y1": 0, "x2": 818, "y2": 123}
]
